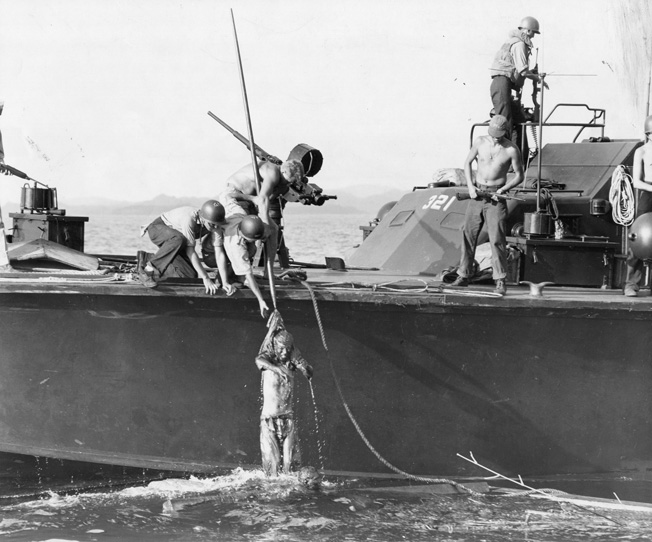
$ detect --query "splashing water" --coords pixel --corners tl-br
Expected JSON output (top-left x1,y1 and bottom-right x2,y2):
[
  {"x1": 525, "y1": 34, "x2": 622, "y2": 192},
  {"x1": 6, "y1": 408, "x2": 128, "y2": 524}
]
[{"x1": 308, "y1": 379, "x2": 326, "y2": 470}]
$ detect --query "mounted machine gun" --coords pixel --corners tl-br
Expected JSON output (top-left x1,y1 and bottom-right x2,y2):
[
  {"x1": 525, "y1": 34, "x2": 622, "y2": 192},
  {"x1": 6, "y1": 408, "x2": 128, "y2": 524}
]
[{"x1": 207, "y1": 111, "x2": 336, "y2": 206}]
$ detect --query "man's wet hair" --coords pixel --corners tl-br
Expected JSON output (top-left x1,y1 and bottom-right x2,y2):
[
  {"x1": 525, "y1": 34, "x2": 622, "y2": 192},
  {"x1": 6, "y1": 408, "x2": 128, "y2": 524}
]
[
  {"x1": 280, "y1": 159, "x2": 305, "y2": 184},
  {"x1": 273, "y1": 330, "x2": 294, "y2": 348}
]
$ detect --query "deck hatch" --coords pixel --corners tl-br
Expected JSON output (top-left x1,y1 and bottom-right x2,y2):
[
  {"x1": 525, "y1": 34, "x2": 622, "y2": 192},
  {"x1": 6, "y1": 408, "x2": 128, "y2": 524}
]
[
  {"x1": 440, "y1": 212, "x2": 466, "y2": 231},
  {"x1": 389, "y1": 210, "x2": 414, "y2": 227}
]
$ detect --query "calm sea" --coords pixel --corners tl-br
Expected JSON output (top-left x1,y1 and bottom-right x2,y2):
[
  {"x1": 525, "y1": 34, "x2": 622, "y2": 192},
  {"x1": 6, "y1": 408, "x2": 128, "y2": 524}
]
[{"x1": 2, "y1": 211, "x2": 652, "y2": 540}]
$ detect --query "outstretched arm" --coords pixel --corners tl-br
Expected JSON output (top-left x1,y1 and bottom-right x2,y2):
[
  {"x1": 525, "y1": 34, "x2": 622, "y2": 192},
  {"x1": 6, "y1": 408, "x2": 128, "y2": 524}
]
[
  {"x1": 187, "y1": 245, "x2": 219, "y2": 295},
  {"x1": 244, "y1": 270, "x2": 269, "y2": 318},
  {"x1": 215, "y1": 246, "x2": 235, "y2": 295}
]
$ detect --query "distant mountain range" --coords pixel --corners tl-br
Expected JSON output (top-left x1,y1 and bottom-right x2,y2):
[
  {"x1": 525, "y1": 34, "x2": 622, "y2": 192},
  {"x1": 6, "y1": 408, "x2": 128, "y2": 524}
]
[{"x1": 5, "y1": 186, "x2": 406, "y2": 218}]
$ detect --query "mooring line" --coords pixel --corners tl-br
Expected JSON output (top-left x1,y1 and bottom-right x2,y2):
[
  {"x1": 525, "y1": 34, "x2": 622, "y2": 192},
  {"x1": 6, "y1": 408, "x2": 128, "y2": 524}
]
[{"x1": 299, "y1": 279, "x2": 483, "y2": 496}]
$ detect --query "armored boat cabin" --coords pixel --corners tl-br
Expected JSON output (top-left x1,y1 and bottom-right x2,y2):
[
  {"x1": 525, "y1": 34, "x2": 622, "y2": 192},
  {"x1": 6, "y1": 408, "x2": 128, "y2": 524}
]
[{"x1": 351, "y1": 103, "x2": 640, "y2": 290}]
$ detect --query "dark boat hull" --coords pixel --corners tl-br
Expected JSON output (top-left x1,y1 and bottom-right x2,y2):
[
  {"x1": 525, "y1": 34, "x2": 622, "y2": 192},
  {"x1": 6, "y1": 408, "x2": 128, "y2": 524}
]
[{"x1": 1, "y1": 277, "x2": 650, "y2": 478}]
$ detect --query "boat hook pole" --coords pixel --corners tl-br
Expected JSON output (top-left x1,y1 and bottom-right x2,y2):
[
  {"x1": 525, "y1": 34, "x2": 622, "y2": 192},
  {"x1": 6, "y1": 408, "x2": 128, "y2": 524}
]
[
  {"x1": 230, "y1": 9, "x2": 277, "y2": 310},
  {"x1": 536, "y1": 72, "x2": 546, "y2": 213}
]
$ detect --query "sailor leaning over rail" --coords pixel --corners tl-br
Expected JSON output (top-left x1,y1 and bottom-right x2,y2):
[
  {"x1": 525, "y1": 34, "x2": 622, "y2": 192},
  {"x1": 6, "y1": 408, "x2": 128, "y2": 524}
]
[
  {"x1": 138, "y1": 200, "x2": 234, "y2": 294},
  {"x1": 220, "y1": 213, "x2": 270, "y2": 318},
  {"x1": 218, "y1": 158, "x2": 305, "y2": 271},
  {"x1": 450, "y1": 115, "x2": 525, "y2": 295},
  {"x1": 623, "y1": 115, "x2": 652, "y2": 298}
]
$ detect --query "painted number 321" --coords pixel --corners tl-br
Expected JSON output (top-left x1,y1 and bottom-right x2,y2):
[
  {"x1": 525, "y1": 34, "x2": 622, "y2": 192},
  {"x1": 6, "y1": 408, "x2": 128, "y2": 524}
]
[{"x1": 422, "y1": 194, "x2": 455, "y2": 211}]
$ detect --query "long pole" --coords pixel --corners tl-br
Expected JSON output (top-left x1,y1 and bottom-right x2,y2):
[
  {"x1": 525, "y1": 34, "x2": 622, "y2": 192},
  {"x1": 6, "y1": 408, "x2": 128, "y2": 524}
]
[
  {"x1": 230, "y1": 9, "x2": 277, "y2": 309},
  {"x1": 646, "y1": 64, "x2": 651, "y2": 117},
  {"x1": 536, "y1": 73, "x2": 546, "y2": 213}
]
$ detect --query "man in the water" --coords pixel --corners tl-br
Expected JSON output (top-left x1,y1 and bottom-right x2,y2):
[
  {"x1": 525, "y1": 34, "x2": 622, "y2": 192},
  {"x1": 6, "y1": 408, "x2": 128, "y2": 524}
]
[
  {"x1": 219, "y1": 159, "x2": 305, "y2": 270},
  {"x1": 450, "y1": 114, "x2": 524, "y2": 295},
  {"x1": 256, "y1": 312, "x2": 313, "y2": 476}
]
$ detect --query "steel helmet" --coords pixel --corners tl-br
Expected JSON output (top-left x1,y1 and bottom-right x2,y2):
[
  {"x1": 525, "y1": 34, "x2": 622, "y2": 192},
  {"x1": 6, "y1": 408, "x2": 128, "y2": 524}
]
[
  {"x1": 199, "y1": 200, "x2": 225, "y2": 224},
  {"x1": 644, "y1": 115, "x2": 652, "y2": 134},
  {"x1": 519, "y1": 16, "x2": 540, "y2": 34},
  {"x1": 239, "y1": 215, "x2": 266, "y2": 240},
  {"x1": 628, "y1": 212, "x2": 652, "y2": 259}
]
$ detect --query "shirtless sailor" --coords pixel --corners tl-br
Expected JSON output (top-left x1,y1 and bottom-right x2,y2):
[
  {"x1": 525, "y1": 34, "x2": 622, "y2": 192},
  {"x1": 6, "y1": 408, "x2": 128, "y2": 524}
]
[
  {"x1": 623, "y1": 115, "x2": 652, "y2": 297},
  {"x1": 450, "y1": 114, "x2": 525, "y2": 295},
  {"x1": 219, "y1": 159, "x2": 305, "y2": 270}
]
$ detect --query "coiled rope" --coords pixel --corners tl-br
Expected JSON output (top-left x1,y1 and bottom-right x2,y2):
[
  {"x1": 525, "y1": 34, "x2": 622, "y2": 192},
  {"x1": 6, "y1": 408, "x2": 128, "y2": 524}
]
[
  {"x1": 298, "y1": 279, "x2": 483, "y2": 496},
  {"x1": 609, "y1": 165, "x2": 636, "y2": 226}
]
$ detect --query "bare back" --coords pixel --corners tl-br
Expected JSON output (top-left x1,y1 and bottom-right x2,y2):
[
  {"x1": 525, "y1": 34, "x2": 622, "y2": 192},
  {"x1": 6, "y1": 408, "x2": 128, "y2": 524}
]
[{"x1": 226, "y1": 161, "x2": 286, "y2": 199}]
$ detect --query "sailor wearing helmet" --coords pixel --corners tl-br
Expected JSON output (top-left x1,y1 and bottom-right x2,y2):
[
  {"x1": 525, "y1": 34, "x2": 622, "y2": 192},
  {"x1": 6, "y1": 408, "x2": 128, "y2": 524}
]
[
  {"x1": 221, "y1": 214, "x2": 270, "y2": 318},
  {"x1": 138, "y1": 200, "x2": 233, "y2": 294},
  {"x1": 489, "y1": 16, "x2": 548, "y2": 149},
  {"x1": 218, "y1": 158, "x2": 305, "y2": 270}
]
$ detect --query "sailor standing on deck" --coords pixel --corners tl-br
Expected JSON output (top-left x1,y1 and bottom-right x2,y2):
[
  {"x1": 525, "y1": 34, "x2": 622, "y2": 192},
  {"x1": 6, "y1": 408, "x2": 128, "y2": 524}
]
[
  {"x1": 138, "y1": 200, "x2": 234, "y2": 294},
  {"x1": 450, "y1": 115, "x2": 524, "y2": 295},
  {"x1": 489, "y1": 16, "x2": 548, "y2": 152},
  {"x1": 0, "y1": 101, "x2": 14, "y2": 272},
  {"x1": 624, "y1": 115, "x2": 652, "y2": 297}
]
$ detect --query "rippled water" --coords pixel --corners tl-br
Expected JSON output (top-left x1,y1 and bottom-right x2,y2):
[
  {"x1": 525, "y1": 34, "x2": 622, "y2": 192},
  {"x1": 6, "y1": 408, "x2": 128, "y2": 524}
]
[{"x1": 2, "y1": 454, "x2": 652, "y2": 542}]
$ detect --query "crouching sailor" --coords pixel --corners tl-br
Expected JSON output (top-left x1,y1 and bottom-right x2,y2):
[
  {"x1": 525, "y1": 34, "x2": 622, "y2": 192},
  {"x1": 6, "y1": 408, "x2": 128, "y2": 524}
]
[
  {"x1": 138, "y1": 200, "x2": 234, "y2": 294},
  {"x1": 256, "y1": 312, "x2": 313, "y2": 476}
]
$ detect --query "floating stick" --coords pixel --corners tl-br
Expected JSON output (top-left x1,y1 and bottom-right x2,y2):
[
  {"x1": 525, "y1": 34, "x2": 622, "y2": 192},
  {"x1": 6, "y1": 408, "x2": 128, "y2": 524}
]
[{"x1": 457, "y1": 452, "x2": 631, "y2": 525}]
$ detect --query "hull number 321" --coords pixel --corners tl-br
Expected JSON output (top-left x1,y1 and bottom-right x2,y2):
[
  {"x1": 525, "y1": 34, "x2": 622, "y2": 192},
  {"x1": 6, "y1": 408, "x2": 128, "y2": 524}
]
[{"x1": 422, "y1": 194, "x2": 456, "y2": 212}]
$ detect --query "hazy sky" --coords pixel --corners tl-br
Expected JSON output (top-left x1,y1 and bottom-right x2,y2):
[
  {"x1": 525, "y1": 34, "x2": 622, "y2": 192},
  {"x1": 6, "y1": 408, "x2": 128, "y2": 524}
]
[{"x1": 0, "y1": 0, "x2": 647, "y2": 205}]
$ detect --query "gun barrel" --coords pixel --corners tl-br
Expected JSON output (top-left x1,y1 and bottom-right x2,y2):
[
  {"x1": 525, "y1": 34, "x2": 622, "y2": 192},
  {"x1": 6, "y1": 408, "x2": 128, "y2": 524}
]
[
  {"x1": 0, "y1": 164, "x2": 32, "y2": 180},
  {"x1": 455, "y1": 190, "x2": 524, "y2": 202},
  {"x1": 207, "y1": 111, "x2": 281, "y2": 165}
]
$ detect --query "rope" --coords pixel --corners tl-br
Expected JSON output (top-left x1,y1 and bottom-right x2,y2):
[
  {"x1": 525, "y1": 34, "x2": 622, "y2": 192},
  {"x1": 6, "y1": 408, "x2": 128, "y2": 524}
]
[
  {"x1": 526, "y1": 125, "x2": 539, "y2": 170},
  {"x1": 298, "y1": 279, "x2": 483, "y2": 496},
  {"x1": 539, "y1": 187, "x2": 560, "y2": 220},
  {"x1": 609, "y1": 165, "x2": 636, "y2": 226},
  {"x1": 283, "y1": 276, "x2": 501, "y2": 298}
]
